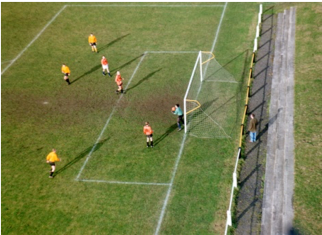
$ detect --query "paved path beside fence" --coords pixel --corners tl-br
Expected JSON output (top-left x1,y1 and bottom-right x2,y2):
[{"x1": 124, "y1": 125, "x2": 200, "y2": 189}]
[
  {"x1": 236, "y1": 6, "x2": 296, "y2": 235},
  {"x1": 235, "y1": 9, "x2": 275, "y2": 235},
  {"x1": 261, "y1": 7, "x2": 296, "y2": 235}
]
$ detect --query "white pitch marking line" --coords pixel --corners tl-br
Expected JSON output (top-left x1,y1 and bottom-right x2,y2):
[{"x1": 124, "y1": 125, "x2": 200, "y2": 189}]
[
  {"x1": 204, "y1": 80, "x2": 239, "y2": 83},
  {"x1": 75, "y1": 53, "x2": 147, "y2": 181},
  {"x1": 78, "y1": 179, "x2": 170, "y2": 186},
  {"x1": 154, "y1": 4, "x2": 228, "y2": 234},
  {"x1": 68, "y1": 4, "x2": 225, "y2": 8},
  {"x1": 1, "y1": 5, "x2": 67, "y2": 75},
  {"x1": 124, "y1": 53, "x2": 147, "y2": 91},
  {"x1": 154, "y1": 133, "x2": 188, "y2": 235},
  {"x1": 0, "y1": 60, "x2": 12, "y2": 64},
  {"x1": 147, "y1": 51, "x2": 198, "y2": 54},
  {"x1": 210, "y1": 2, "x2": 228, "y2": 53}
]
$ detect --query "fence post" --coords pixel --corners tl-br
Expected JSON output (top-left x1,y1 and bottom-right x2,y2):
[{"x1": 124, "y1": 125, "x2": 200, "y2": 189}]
[
  {"x1": 233, "y1": 172, "x2": 237, "y2": 188},
  {"x1": 256, "y1": 25, "x2": 260, "y2": 38},
  {"x1": 227, "y1": 210, "x2": 232, "y2": 226},
  {"x1": 253, "y1": 38, "x2": 258, "y2": 52}
]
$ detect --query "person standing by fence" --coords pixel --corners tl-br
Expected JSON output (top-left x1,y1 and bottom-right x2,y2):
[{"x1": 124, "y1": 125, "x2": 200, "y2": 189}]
[{"x1": 248, "y1": 113, "x2": 258, "y2": 142}]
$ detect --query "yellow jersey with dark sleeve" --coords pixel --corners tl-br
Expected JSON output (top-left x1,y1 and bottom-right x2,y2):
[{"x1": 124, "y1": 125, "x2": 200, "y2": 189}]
[
  {"x1": 46, "y1": 151, "x2": 60, "y2": 162},
  {"x1": 61, "y1": 65, "x2": 70, "y2": 74},
  {"x1": 88, "y1": 35, "x2": 97, "y2": 44}
]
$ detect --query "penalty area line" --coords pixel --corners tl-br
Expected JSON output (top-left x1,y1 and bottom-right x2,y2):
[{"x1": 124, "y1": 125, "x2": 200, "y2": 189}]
[
  {"x1": 75, "y1": 53, "x2": 146, "y2": 181},
  {"x1": 77, "y1": 179, "x2": 170, "y2": 186},
  {"x1": 154, "y1": 132, "x2": 188, "y2": 235}
]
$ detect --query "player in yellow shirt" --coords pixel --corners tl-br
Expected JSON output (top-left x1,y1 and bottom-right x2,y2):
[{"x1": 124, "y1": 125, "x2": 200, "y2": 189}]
[
  {"x1": 61, "y1": 64, "x2": 71, "y2": 85},
  {"x1": 46, "y1": 149, "x2": 61, "y2": 178},
  {"x1": 88, "y1": 33, "x2": 98, "y2": 53}
]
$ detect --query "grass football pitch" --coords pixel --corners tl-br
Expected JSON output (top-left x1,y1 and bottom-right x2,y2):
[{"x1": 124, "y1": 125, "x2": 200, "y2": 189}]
[{"x1": 1, "y1": 3, "x2": 258, "y2": 234}]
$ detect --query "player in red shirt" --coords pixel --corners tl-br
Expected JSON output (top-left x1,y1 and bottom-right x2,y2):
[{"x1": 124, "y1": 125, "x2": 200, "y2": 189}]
[
  {"x1": 115, "y1": 71, "x2": 124, "y2": 94},
  {"x1": 101, "y1": 56, "x2": 111, "y2": 77},
  {"x1": 143, "y1": 122, "x2": 154, "y2": 148}
]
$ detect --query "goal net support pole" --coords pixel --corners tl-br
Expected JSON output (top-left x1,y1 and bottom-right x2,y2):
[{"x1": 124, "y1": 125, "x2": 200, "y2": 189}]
[
  {"x1": 184, "y1": 51, "x2": 202, "y2": 133},
  {"x1": 183, "y1": 50, "x2": 238, "y2": 138}
]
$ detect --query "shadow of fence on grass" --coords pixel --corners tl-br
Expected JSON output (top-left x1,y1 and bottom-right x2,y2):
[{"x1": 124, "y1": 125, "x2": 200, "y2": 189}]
[{"x1": 55, "y1": 138, "x2": 109, "y2": 176}]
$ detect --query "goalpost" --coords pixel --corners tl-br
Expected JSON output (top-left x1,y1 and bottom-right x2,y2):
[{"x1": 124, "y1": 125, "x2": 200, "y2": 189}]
[{"x1": 183, "y1": 51, "x2": 239, "y2": 138}]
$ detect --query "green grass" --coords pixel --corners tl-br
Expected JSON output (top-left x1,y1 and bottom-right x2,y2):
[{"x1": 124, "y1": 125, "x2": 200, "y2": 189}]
[
  {"x1": 262, "y1": 3, "x2": 322, "y2": 234},
  {"x1": 291, "y1": 3, "x2": 322, "y2": 235},
  {"x1": 1, "y1": 3, "x2": 257, "y2": 234}
]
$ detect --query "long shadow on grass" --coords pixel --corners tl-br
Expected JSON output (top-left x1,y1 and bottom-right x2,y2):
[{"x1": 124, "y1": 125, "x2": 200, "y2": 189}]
[
  {"x1": 98, "y1": 34, "x2": 130, "y2": 52},
  {"x1": 54, "y1": 138, "x2": 109, "y2": 176},
  {"x1": 125, "y1": 68, "x2": 162, "y2": 93},
  {"x1": 153, "y1": 123, "x2": 178, "y2": 147},
  {"x1": 110, "y1": 54, "x2": 145, "y2": 74},
  {"x1": 71, "y1": 64, "x2": 102, "y2": 84},
  {"x1": 71, "y1": 54, "x2": 144, "y2": 85}
]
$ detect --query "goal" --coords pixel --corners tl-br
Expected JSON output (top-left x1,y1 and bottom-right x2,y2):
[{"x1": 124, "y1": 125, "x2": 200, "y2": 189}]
[{"x1": 183, "y1": 51, "x2": 239, "y2": 138}]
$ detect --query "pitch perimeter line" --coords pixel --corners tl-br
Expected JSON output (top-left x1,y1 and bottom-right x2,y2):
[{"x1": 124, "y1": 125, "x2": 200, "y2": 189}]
[
  {"x1": 154, "y1": 4, "x2": 228, "y2": 234},
  {"x1": 1, "y1": 5, "x2": 67, "y2": 75},
  {"x1": 78, "y1": 179, "x2": 170, "y2": 186},
  {"x1": 68, "y1": 4, "x2": 225, "y2": 8},
  {"x1": 75, "y1": 53, "x2": 147, "y2": 181}
]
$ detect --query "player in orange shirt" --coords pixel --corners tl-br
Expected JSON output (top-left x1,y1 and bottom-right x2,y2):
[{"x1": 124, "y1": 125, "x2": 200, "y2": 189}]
[
  {"x1": 115, "y1": 71, "x2": 124, "y2": 94},
  {"x1": 61, "y1": 64, "x2": 71, "y2": 85},
  {"x1": 101, "y1": 56, "x2": 111, "y2": 77},
  {"x1": 88, "y1": 33, "x2": 98, "y2": 53},
  {"x1": 143, "y1": 122, "x2": 154, "y2": 148},
  {"x1": 46, "y1": 149, "x2": 61, "y2": 178}
]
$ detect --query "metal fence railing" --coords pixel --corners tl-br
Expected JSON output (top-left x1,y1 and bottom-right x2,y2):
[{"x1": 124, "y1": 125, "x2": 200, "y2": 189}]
[{"x1": 224, "y1": 4, "x2": 263, "y2": 235}]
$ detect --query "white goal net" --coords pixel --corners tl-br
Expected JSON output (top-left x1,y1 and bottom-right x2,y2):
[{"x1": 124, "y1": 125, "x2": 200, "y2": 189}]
[{"x1": 184, "y1": 51, "x2": 240, "y2": 138}]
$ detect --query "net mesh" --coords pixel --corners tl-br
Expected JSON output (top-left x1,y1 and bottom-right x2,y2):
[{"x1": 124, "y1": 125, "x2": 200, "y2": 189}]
[{"x1": 185, "y1": 52, "x2": 240, "y2": 139}]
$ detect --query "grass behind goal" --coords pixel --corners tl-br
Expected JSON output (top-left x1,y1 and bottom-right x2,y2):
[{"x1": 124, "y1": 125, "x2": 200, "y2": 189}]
[{"x1": 1, "y1": 3, "x2": 258, "y2": 234}]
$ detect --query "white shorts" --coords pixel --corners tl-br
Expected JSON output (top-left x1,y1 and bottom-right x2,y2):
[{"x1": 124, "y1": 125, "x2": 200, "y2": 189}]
[{"x1": 102, "y1": 64, "x2": 109, "y2": 70}]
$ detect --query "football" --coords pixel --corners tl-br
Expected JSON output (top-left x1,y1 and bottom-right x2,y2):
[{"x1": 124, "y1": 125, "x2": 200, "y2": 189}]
[{"x1": 171, "y1": 107, "x2": 176, "y2": 112}]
